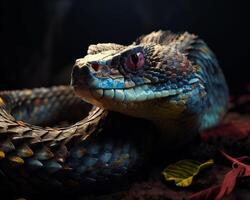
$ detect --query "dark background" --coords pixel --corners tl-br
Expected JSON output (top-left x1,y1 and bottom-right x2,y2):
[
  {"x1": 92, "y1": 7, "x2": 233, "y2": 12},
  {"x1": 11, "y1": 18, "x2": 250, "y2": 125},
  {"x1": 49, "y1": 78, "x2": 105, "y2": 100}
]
[{"x1": 1, "y1": 0, "x2": 249, "y2": 93}]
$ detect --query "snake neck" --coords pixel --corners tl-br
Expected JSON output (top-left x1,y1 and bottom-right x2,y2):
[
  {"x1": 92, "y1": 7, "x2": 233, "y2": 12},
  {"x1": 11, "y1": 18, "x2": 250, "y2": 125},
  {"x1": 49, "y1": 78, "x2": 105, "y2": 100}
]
[{"x1": 152, "y1": 114, "x2": 200, "y2": 147}]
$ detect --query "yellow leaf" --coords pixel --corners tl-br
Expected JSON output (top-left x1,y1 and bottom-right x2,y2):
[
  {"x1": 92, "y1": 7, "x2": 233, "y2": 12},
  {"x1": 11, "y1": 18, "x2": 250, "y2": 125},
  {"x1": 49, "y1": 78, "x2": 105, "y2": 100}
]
[{"x1": 162, "y1": 159, "x2": 214, "y2": 187}]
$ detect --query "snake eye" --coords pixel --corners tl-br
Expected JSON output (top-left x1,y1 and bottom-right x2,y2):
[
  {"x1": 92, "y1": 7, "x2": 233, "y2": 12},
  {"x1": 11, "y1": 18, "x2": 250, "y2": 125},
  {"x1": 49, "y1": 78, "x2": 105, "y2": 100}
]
[{"x1": 126, "y1": 52, "x2": 145, "y2": 70}]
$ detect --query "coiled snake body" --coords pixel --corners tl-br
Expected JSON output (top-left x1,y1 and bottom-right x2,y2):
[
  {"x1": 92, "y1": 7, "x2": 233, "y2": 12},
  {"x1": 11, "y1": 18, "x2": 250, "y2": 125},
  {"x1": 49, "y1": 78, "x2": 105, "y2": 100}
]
[{"x1": 0, "y1": 31, "x2": 228, "y2": 195}]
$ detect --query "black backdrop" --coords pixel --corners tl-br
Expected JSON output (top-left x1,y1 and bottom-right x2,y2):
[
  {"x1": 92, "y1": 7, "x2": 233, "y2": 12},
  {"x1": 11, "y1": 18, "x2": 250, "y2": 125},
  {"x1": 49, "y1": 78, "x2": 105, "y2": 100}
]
[{"x1": 1, "y1": 0, "x2": 249, "y2": 93}]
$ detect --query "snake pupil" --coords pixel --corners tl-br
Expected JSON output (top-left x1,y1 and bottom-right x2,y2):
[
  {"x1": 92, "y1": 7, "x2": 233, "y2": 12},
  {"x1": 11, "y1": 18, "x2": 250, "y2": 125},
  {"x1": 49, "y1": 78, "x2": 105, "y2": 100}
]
[{"x1": 131, "y1": 54, "x2": 139, "y2": 65}]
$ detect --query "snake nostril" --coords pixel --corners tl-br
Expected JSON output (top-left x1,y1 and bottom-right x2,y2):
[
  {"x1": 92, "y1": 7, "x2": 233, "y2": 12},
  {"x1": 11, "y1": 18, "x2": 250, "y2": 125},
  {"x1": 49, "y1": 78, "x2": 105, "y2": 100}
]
[
  {"x1": 91, "y1": 62, "x2": 100, "y2": 72},
  {"x1": 71, "y1": 64, "x2": 92, "y2": 86}
]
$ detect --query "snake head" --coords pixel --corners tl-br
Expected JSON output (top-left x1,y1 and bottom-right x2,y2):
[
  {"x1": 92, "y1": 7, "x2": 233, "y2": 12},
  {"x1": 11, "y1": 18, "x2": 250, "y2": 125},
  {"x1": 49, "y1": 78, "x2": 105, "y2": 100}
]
[
  {"x1": 71, "y1": 30, "x2": 229, "y2": 145},
  {"x1": 71, "y1": 41, "x2": 205, "y2": 120}
]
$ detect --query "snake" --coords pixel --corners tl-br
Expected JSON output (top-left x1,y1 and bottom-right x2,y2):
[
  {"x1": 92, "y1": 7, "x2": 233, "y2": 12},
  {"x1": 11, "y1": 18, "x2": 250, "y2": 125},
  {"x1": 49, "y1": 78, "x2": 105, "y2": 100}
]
[{"x1": 0, "y1": 30, "x2": 228, "y2": 196}]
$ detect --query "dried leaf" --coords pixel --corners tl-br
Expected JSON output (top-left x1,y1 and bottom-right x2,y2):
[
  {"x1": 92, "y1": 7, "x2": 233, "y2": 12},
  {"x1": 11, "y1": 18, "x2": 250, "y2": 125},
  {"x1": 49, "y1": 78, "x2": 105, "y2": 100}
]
[{"x1": 162, "y1": 159, "x2": 214, "y2": 187}]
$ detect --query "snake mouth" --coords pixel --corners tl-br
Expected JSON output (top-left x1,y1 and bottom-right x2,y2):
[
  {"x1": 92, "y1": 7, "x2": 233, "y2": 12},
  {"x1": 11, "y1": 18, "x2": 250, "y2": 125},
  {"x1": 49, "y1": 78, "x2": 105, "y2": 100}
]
[
  {"x1": 74, "y1": 81, "x2": 182, "y2": 111},
  {"x1": 74, "y1": 84, "x2": 185, "y2": 121},
  {"x1": 90, "y1": 86, "x2": 181, "y2": 102},
  {"x1": 71, "y1": 62, "x2": 184, "y2": 114}
]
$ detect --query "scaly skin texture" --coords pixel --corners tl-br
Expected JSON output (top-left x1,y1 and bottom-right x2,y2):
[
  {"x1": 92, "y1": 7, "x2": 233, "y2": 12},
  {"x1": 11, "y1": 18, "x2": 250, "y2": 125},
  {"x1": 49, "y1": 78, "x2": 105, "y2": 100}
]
[
  {"x1": 0, "y1": 30, "x2": 228, "y2": 195},
  {"x1": 0, "y1": 86, "x2": 148, "y2": 195}
]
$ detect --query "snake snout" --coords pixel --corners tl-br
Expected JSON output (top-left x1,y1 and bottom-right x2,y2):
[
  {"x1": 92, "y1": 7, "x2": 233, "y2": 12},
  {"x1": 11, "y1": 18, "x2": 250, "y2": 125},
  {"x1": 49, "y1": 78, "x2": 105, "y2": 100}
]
[{"x1": 71, "y1": 64, "x2": 90, "y2": 87}]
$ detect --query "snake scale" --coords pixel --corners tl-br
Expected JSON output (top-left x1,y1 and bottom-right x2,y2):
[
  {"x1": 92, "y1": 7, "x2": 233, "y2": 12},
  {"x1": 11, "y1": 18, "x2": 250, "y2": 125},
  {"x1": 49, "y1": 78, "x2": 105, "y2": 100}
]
[{"x1": 0, "y1": 30, "x2": 228, "y2": 196}]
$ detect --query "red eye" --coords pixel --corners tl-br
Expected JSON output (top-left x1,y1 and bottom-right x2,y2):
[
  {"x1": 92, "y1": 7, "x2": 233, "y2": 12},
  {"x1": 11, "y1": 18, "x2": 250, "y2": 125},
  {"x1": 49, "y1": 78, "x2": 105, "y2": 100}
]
[{"x1": 126, "y1": 52, "x2": 145, "y2": 70}]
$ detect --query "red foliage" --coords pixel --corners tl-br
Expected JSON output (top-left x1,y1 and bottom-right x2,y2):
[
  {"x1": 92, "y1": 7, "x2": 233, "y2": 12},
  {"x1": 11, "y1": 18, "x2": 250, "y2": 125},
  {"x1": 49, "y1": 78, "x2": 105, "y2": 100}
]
[
  {"x1": 201, "y1": 121, "x2": 250, "y2": 142},
  {"x1": 188, "y1": 151, "x2": 250, "y2": 200}
]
